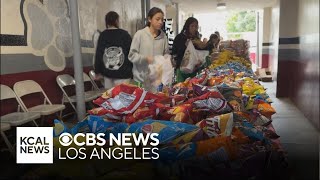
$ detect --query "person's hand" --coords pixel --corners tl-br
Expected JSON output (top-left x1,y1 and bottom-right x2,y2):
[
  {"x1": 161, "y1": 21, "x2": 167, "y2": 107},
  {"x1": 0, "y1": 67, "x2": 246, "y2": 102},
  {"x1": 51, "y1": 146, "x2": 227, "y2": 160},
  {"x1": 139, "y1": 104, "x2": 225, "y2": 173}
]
[
  {"x1": 192, "y1": 39, "x2": 207, "y2": 49},
  {"x1": 203, "y1": 38, "x2": 208, "y2": 44},
  {"x1": 146, "y1": 56, "x2": 154, "y2": 64}
]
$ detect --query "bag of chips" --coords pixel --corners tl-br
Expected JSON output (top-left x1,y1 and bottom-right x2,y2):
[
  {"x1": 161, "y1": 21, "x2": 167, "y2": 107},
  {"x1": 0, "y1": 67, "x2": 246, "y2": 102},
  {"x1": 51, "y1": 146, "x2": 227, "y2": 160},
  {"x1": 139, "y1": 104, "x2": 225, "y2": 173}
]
[
  {"x1": 126, "y1": 119, "x2": 199, "y2": 144},
  {"x1": 167, "y1": 104, "x2": 193, "y2": 124},
  {"x1": 217, "y1": 84, "x2": 244, "y2": 112},
  {"x1": 205, "y1": 113, "x2": 234, "y2": 138},
  {"x1": 256, "y1": 102, "x2": 276, "y2": 118},
  {"x1": 193, "y1": 97, "x2": 233, "y2": 114},
  {"x1": 171, "y1": 128, "x2": 209, "y2": 145}
]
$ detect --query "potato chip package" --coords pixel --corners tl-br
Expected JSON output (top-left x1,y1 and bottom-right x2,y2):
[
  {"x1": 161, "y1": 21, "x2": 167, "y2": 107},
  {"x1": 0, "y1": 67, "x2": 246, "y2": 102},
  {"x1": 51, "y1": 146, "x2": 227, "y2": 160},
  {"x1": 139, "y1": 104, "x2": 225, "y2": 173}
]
[
  {"x1": 239, "y1": 121, "x2": 265, "y2": 141},
  {"x1": 193, "y1": 97, "x2": 233, "y2": 114},
  {"x1": 253, "y1": 114, "x2": 272, "y2": 126},
  {"x1": 217, "y1": 85, "x2": 244, "y2": 112},
  {"x1": 158, "y1": 136, "x2": 237, "y2": 161},
  {"x1": 166, "y1": 104, "x2": 194, "y2": 124},
  {"x1": 256, "y1": 102, "x2": 276, "y2": 117},
  {"x1": 171, "y1": 128, "x2": 209, "y2": 145},
  {"x1": 205, "y1": 113, "x2": 234, "y2": 138},
  {"x1": 126, "y1": 120, "x2": 199, "y2": 144}
]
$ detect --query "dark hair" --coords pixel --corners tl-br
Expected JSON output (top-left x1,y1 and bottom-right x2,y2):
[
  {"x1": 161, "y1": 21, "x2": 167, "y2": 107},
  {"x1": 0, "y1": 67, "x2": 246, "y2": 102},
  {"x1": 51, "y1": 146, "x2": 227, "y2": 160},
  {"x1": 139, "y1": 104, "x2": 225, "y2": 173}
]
[
  {"x1": 214, "y1": 31, "x2": 221, "y2": 38},
  {"x1": 105, "y1": 11, "x2": 119, "y2": 28},
  {"x1": 146, "y1": 7, "x2": 164, "y2": 27},
  {"x1": 181, "y1": 17, "x2": 199, "y2": 38}
]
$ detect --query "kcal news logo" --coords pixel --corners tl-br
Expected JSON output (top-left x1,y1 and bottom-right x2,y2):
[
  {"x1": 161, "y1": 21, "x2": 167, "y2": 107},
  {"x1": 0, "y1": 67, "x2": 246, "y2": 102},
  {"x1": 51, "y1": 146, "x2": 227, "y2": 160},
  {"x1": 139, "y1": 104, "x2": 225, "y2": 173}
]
[{"x1": 16, "y1": 127, "x2": 53, "y2": 164}]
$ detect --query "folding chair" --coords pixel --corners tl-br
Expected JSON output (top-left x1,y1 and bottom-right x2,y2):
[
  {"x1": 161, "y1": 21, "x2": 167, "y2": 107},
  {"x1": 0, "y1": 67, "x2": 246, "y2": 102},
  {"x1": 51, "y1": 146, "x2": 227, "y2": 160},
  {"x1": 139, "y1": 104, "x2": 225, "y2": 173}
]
[
  {"x1": 56, "y1": 74, "x2": 100, "y2": 113},
  {"x1": 84, "y1": 72, "x2": 107, "y2": 94},
  {"x1": 88, "y1": 70, "x2": 100, "y2": 90},
  {"x1": 1, "y1": 84, "x2": 40, "y2": 127},
  {"x1": 0, "y1": 123, "x2": 14, "y2": 155},
  {"x1": 13, "y1": 80, "x2": 65, "y2": 125}
]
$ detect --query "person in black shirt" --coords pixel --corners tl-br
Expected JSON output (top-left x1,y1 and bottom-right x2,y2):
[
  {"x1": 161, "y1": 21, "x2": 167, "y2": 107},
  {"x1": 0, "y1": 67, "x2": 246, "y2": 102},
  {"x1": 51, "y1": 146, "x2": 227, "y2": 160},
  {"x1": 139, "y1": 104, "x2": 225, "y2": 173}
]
[
  {"x1": 172, "y1": 17, "x2": 208, "y2": 82},
  {"x1": 94, "y1": 11, "x2": 133, "y2": 89}
]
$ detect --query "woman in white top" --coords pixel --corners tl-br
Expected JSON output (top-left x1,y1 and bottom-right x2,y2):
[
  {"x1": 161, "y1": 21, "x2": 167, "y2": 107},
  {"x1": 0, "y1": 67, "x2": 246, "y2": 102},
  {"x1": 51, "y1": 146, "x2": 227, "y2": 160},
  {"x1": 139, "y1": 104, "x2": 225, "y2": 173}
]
[{"x1": 128, "y1": 7, "x2": 169, "y2": 89}]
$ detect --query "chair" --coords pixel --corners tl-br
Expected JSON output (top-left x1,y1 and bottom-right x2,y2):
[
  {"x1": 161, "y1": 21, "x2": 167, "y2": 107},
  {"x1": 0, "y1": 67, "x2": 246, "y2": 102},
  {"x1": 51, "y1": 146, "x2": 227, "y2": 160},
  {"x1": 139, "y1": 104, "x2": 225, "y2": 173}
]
[
  {"x1": 84, "y1": 71, "x2": 107, "y2": 94},
  {"x1": 0, "y1": 84, "x2": 40, "y2": 127},
  {"x1": 1, "y1": 123, "x2": 14, "y2": 155},
  {"x1": 13, "y1": 80, "x2": 65, "y2": 125},
  {"x1": 88, "y1": 70, "x2": 100, "y2": 90},
  {"x1": 56, "y1": 74, "x2": 101, "y2": 112},
  {"x1": 88, "y1": 70, "x2": 108, "y2": 94}
]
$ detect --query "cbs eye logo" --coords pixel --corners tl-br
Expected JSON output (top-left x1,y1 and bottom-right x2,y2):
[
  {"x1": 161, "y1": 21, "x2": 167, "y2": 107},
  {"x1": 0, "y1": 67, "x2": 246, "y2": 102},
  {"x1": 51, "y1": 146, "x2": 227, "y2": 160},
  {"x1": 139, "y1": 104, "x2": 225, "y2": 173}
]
[{"x1": 59, "y1": 133, "x2": 73, "y2": 146}]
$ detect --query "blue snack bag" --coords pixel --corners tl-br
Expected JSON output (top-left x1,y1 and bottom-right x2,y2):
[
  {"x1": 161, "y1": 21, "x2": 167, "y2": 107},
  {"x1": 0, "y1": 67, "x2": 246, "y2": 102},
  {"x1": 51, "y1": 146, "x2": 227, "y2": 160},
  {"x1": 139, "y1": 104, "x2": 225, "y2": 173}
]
[{"x1": 87, "y1": 115, "x2": 114, "y2": 134}]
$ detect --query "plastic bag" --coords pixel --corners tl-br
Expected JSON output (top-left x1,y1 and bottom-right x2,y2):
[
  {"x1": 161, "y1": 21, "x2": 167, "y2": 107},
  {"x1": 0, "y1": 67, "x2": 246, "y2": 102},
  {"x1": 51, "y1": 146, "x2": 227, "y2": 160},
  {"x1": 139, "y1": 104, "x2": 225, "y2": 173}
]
[
  {"x1": 180, "y1": 40, "x2": 209, "y2": 73},
  {"x1": 148, "y1": 55, "x2": 174, "y2": 91}
]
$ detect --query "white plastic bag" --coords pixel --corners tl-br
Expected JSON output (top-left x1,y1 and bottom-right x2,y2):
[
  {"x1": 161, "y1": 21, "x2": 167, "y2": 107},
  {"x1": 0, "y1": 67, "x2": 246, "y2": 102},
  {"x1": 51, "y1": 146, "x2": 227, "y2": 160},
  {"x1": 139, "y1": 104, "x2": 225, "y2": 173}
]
[
  {"x1": 180, "y1": 40, "x2": 209, "y2": 73},
  {"x1": 147, "y1": 55, "x2": 174, "y2": 92}
]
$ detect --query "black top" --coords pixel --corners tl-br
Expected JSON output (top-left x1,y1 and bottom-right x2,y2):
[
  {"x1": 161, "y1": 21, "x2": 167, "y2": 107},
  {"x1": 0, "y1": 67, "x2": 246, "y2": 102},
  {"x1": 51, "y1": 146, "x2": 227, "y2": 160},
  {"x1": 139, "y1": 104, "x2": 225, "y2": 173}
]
[{"x1": 94, "y1": 29, "x2": 133, "y2": 79}]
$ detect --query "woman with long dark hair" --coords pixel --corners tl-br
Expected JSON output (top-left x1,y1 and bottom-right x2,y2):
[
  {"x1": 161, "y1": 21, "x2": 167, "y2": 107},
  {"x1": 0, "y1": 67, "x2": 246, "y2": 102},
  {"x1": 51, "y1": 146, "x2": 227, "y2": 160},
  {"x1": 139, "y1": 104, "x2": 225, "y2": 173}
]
[
  {"x1": 94, "y1": 11, "x2": 133, "y2": 89},
  {"x1": 171, "y1": 17, "x2": 209, "y2": 82},
  {"x1": 128, "y1": 7, "x2": 169, "y2": 89}
]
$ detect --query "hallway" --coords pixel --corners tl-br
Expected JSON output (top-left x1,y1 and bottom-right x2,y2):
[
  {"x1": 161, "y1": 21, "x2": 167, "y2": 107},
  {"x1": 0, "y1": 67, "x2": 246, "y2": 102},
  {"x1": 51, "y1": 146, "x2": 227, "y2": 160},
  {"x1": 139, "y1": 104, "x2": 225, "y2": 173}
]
[{"x1": 262, "y1": 81, "x2": 319, "y2": 180}]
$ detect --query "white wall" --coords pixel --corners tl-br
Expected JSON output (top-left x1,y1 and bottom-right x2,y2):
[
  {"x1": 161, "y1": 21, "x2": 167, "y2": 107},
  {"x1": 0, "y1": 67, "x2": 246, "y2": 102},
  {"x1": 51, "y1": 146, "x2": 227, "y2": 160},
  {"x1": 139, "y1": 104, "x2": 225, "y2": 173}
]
[
  {"x1": 279, "y1": 0, "x2": 299, "y2": 37},
  {"x1": 96, "y1": 0, "x2": 142, "y2": 36}
]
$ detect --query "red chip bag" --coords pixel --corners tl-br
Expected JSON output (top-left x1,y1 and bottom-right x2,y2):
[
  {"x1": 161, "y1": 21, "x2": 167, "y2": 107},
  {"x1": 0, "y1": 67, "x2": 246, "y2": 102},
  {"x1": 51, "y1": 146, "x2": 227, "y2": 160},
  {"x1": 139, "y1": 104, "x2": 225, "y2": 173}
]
[
  {"x1": 187, "y1": 91, "x2": 224, "y2": 104},
  {"x1": 99, "y1": 88, "x2": 161, "y2": 115},
  {"x1": 123, "y1": 105, "x2": 159, "y2": 124},
  {"x1": 108, "y1": 84, "x2": 139, "y2": 97},
  {"x1": 88, "y1": 107, "x2": 109, "y2": 116}
]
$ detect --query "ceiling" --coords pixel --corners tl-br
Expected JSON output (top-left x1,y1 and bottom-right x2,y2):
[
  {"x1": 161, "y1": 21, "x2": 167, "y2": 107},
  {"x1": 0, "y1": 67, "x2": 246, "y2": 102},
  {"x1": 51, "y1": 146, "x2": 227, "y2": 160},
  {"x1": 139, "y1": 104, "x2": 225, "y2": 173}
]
[{"x1": 171, "y1": 0, "x2": 278, "y2": 14}]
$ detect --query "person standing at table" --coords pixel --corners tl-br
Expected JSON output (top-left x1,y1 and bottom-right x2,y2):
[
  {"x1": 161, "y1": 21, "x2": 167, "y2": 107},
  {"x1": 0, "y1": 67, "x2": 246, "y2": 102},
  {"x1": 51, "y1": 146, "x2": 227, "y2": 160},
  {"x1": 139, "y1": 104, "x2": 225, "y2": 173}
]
[
  {"x1": 128, "y1": 7, "x2": 169, "y2": 89},
  {"x1": 94, "y1": 11, "x2": 133, "y2": 89}
]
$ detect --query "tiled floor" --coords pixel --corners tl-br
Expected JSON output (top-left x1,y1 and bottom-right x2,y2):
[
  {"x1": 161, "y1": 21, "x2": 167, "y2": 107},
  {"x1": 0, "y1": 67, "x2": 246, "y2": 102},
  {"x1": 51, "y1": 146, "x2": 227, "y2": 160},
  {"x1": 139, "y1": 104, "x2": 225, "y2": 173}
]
[{"x1": 261, "y1": 81, "x2": 319, "y2": 180}]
